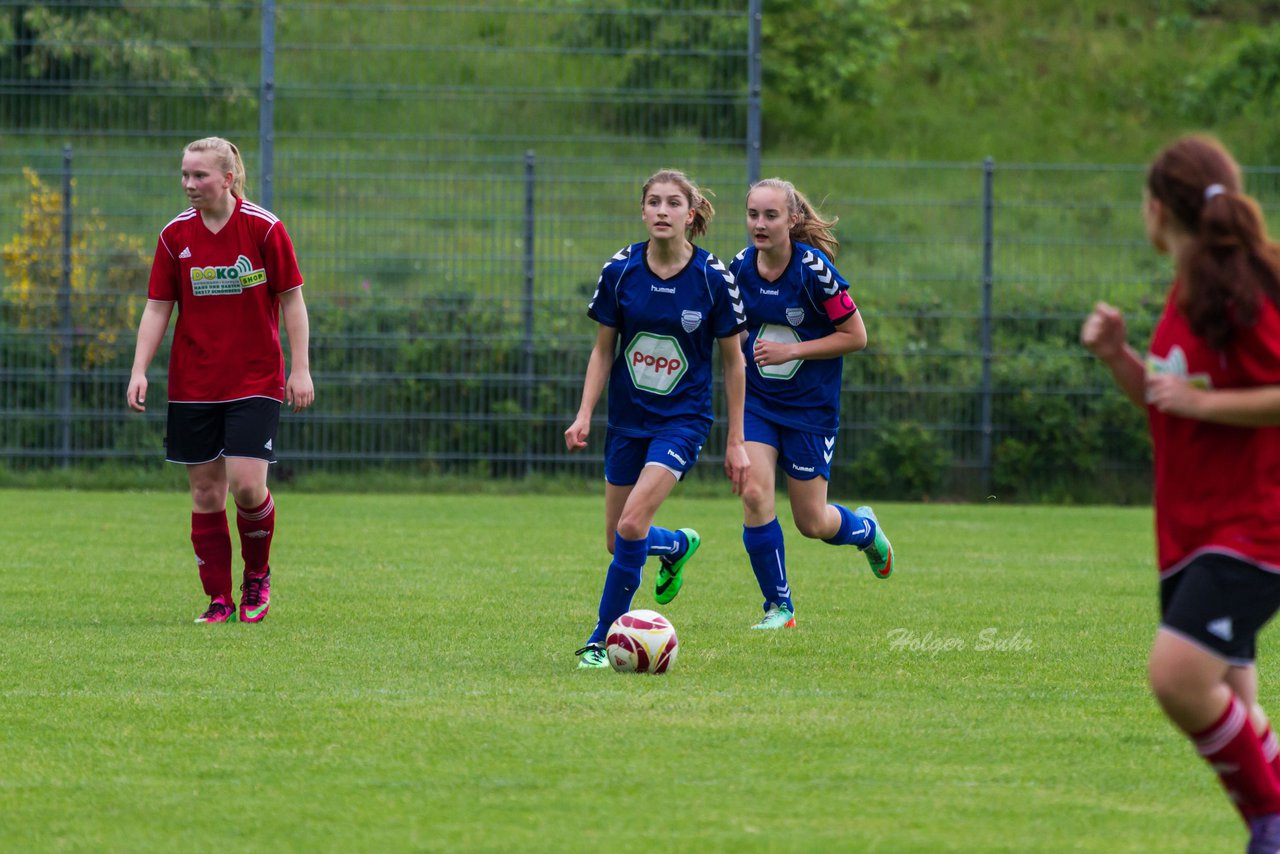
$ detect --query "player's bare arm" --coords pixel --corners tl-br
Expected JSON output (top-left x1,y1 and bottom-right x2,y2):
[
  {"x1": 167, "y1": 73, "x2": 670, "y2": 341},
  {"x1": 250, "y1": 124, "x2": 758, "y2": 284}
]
[{"x1": 127, "y1": 299, "x2": 175, "y2": 412}]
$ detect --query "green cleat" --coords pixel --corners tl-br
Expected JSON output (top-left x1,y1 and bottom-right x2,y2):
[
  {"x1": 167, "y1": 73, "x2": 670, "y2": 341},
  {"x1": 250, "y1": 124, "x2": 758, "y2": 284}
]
[
  {"x1": 751, "y1": 604, "x2": 796, "y2": 630},
  {"x1": 575, "y1": 643, "x2": 609, "y2": 669},
  {"x1": 655, "y1": 528, "x2": 700, "y2": 605},
  {"x1": 855, "y1": 506, "x2": 894, "y2": 579}
]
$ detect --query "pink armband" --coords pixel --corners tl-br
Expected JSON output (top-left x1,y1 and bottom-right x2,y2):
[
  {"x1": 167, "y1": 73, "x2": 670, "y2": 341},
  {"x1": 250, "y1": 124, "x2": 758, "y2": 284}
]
[{"x1": 823, "y1": 291, "x2": 856, "y2": 323}]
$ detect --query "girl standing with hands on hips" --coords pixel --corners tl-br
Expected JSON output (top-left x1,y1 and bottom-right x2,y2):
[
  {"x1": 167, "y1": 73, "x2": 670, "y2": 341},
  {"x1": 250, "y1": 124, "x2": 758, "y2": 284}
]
[
  {"x1": 128, "y1": 137, "x2": 313, "y2": 624},
  {"x1": 1082, "y1": 135, "x2": 1280, "y2": 852},
  {"x1": 730, "y1": 178, "x2": 893, "y2": 631},
  {"x1": 565, "y1": 169, "x2": 750, "y2": 668}
]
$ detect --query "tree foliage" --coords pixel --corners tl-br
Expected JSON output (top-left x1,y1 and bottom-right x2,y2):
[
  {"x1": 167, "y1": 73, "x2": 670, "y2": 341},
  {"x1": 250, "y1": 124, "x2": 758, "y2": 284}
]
[
  {"x1": 554, "y1": 0, "x2": 901, "y2": 144},
  {"x1": 1185, "y1": 26, "x2": 1280, "y2": 158},
  {"x1": 2, "y1": 168, "x2": 147, "y2": 369},
  {"x1": 0, "y1": 2, "x2": 252, "y2": 130}
]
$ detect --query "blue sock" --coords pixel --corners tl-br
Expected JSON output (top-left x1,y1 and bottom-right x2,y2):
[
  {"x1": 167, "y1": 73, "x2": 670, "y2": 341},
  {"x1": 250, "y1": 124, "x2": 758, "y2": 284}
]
[
  {"x1": 824, "y1": 504, "x2": 876, "y2": 548},
  {"x1": 743, "y1": 518, "x2": 791, "y2": 612},
  {"x1": 647, "y1": 526, "x2": 686, "y2": 560},
  {"x1": 587, "y1": 534, "x2": 647, "y2": 645}
]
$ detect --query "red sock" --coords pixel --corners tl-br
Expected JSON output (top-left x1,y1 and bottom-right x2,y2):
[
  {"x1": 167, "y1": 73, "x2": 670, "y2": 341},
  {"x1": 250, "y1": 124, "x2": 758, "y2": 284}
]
[
  {"x1": 191, "y1": 511, "x2": 233, "y2": 600},
  {"x1": 236, "y1": 492, "x2": 275, "y2": 578},
  {"x1": 1258, "y1": 724, "x2": 1280, "y2": 783},
  {"x1": 1192, "y1": 695, "x2": 1280, "y2": 822}
]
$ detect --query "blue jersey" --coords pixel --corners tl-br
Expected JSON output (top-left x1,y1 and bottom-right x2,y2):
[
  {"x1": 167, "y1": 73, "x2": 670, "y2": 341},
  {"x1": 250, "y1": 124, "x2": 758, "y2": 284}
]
[
  {"x1": 730, "y1": 241, "x2": 857, "y2": 434},
  {"x1": 587, "y1": 241, "x2": 745, "y2": 437}
]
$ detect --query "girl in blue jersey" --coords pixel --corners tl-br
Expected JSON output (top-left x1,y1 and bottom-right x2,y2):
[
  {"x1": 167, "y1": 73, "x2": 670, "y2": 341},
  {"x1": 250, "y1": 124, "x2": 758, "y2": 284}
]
[
  {"x1": 731, "y1": 178, "x2": 893, "y2": 630},
  {"x1": 565, "y1": 169, "x2": 750, "y2": 668}
]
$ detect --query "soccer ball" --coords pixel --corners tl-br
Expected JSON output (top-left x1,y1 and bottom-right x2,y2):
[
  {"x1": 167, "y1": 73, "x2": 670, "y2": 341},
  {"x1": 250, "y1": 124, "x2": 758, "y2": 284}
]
[{"x1": 606, "y1": 609, "x2": 679, "y2": 674}]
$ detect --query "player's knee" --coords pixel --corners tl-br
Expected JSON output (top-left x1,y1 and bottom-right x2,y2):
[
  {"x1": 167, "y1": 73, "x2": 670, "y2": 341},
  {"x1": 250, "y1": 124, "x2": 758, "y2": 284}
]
[
  {"x1": 794, "y1": 514, "x2": 829, "y2": 540},
  {"x1": 228, "y1": 480, "x2": 266, "y2": 509},
  {"x1": 740, "y1": 480, "x2": 770, "y2": 515},
  {"x1": 189, "y1": 481, "x2": 225, "y2": 512},
  {"x1": 615, "y1": 515, "x2": 648, "y2": 542}
]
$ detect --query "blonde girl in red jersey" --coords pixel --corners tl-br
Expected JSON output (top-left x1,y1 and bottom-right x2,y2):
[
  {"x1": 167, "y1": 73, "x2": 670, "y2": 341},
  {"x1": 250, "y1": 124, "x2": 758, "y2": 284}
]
[
  {"x1": 1082, "y1": 134, "x2": 1280, "y2": 852},
  {"x1": 127, "y1": 137, "x2": 313, "y2": 624}
]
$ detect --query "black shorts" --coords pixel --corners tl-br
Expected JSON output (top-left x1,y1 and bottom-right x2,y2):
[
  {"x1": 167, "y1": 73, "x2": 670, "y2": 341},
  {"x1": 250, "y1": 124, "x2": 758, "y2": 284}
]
[
  {"x1": 1160, "y1": 552, "x2": 1280, "y2": 665},
  {"x1": 165, "y1": 398, "x2": 280, "y2": 464}
]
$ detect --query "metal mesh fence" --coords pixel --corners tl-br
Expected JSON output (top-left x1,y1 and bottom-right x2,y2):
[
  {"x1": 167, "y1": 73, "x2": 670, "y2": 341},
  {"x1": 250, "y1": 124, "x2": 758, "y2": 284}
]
[{"x1": 2, "y1": 1, "x2": 1264, "y2": 500}]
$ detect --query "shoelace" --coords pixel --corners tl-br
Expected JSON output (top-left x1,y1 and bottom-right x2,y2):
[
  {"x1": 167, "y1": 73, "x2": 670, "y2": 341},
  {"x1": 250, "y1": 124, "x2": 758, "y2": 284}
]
[
  {"x1": 574, "y1": 644, "x2": 604, "y2": 657},
  {"x1": 241, "y1": 575, "x2": 266, "y2": 607},
  {"x1": 200, "y1": 602, "x2": 229, "y2": 620}
]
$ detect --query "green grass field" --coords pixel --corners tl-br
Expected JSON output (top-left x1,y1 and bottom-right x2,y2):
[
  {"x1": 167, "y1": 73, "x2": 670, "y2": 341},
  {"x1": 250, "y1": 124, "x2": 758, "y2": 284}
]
[{"x1": 0, "y1": 489, "x2": 1251, "y2": 852}]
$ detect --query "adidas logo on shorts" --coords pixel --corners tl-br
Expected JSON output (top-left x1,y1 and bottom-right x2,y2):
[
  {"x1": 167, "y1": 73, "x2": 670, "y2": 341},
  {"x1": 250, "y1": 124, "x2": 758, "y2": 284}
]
[{"x1": 1207, "y1": 617, "x2": 1234, "y2": 642}]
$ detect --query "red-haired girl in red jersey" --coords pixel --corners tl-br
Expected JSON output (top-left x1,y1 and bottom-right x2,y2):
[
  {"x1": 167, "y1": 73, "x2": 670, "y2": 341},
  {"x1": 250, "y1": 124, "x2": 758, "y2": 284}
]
[
  {"x1": 127, "y1": 137, "x2": 313, "y2": 625},
  {"x1": 1082, "y1": 134, "x2": 1280, "y2": 852}
]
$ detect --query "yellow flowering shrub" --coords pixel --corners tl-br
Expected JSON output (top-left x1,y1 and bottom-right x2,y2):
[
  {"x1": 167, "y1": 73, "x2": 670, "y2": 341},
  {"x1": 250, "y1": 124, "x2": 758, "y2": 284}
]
[{"x1": 2, "y1": 168, "x2": 148, "y2": 368}]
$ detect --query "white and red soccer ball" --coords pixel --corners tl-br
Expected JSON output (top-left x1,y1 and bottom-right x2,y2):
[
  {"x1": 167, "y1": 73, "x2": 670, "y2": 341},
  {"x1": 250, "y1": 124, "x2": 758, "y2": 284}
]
[{"x1": 606, "y1": 609, "x2": 678, "y2": 674}]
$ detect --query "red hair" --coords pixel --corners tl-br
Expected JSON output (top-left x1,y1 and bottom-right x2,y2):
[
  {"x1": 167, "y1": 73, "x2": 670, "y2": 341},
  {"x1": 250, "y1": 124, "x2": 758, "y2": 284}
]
[{"x1": 1147, "y1": 134, "x2": 1280, "y2": 348}]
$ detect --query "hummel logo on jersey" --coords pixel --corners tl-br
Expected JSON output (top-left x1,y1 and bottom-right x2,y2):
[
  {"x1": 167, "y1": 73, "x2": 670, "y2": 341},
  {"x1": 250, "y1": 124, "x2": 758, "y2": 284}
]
[
  {"x1": 264, "y1": 438, "x2": 273, "y2": 451},
  {"x1": 1207, "y1": 617, "x2": 1234, "y2": 642},
  {"x1": 179, "y1": 246, "x2": 192, "y2": 259}
]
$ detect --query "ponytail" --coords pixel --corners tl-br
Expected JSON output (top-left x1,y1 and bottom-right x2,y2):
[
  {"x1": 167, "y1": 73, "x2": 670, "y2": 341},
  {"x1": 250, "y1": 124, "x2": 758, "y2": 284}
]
[{"x1": 1148, "y1": 134, "x2": 1280, "y2": 348}]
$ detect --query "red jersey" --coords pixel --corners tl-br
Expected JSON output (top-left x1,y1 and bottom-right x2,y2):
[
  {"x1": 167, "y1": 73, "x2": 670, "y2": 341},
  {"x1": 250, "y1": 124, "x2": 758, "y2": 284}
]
[
  {"x1": 1147, "y1": 282, "x2": 1280, "y2": 575},
  {"x1": 148, "y1": 197, "x2": 303, "y2": 402}
]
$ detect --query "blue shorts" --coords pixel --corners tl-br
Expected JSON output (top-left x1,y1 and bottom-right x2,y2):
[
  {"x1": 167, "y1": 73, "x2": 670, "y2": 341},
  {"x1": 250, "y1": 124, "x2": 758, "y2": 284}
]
[
  {"x1": 604, "y1": 427, "x2": 704, "y2": 486},
  {"x1": 744, "y1": 409, "x2": 833, "y2": 481}
]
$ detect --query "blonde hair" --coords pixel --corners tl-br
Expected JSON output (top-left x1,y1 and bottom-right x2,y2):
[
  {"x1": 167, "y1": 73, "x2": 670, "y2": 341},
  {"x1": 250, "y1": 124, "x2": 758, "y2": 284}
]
[
  {"x1": 641, "y1": 169, "x2": 715, "y2": 238},
  {"x1": 750, "y1": 177, "x2": 839, "y2": 259},
  {"x1": 184, "y1": 137, "x2": 247, "y2": 199}
]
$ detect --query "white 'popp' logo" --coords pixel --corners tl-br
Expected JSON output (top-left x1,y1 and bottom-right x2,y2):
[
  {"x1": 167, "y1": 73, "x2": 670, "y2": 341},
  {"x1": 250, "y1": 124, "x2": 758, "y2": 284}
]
[
  {"x1": 625, "y1": 332, "x2": 688, "y2": 395},
  {"x1": 755, "y1": 323, "x2": 802, "y2": 380}
]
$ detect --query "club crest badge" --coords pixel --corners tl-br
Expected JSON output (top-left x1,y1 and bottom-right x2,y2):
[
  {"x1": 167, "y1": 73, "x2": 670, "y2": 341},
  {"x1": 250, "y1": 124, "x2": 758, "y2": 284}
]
[
  {"x1": 786, "y1": 307, "x2": 805, "y2": 327},
  {"x1": 680, "y1": 310, "x2": 703, "y2": 333}
]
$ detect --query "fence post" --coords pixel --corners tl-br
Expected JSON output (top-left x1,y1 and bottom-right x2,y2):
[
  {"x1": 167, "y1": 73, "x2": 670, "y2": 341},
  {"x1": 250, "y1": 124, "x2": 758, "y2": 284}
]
[
  {"x1": 259, "y1": 0, "x2": 276, "y2": 210},
  {"x1": 523, "y1": 151, "x2": 536, "y2": 477},
  {"x1": 58, "y1": 144, "x2": 73, "y2": 468},
  {"x1": 979, "y1": 157, "x2": 995, "y2": 496},
  {"x1": 746, "y1": 0, "x2": 762, "y2": 187}
]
